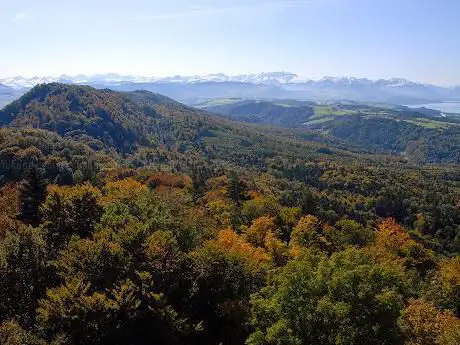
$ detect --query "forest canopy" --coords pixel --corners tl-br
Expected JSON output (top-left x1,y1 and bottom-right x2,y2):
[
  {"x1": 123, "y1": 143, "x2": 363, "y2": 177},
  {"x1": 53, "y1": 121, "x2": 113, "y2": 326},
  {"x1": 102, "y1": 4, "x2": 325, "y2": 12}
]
[{"x1": 0, "y1": 84, "x2": 458, "y2": 344}]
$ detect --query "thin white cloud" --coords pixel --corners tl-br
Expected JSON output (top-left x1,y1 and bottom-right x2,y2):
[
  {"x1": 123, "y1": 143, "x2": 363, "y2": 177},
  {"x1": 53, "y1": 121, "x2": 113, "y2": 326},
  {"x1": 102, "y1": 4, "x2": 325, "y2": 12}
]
[
  {"x1": 127, "y1": 0, "x2": 316, "y2": 22},
  {"x1": 13, "y1": 10, "x2": 31, "y2": 22}
]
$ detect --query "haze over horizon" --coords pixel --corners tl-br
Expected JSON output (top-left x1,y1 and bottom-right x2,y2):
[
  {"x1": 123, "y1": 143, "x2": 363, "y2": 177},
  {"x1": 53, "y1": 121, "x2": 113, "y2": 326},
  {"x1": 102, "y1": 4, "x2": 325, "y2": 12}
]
[
  {"x1": 0, "y1": 72, "x2": 458, "y2": 88},
  {"x1": 1, "y1": 0, "x2": 459, "y2": 85}
]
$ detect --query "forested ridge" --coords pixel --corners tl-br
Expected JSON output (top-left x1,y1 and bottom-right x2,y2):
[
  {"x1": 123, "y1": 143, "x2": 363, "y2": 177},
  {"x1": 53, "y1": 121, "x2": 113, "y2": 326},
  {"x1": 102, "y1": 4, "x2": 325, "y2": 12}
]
[
  {"x1": 201, "y1": 99, "x2": 460, "y2": 164},
  {"x1": 0, "y1": 84, "x2": 458, "y2": 345}
]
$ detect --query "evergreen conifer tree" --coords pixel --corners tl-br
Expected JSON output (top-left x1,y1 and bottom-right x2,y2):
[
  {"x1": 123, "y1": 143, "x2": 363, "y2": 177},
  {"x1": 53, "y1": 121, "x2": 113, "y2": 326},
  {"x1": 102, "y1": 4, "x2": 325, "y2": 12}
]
[{"x1": 18, "y1": 167, "x2": 47, "y2": 226}]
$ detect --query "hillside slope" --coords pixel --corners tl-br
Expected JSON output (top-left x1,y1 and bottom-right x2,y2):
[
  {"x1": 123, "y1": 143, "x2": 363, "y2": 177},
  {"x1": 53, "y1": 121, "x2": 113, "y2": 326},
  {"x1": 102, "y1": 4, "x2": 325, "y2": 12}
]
[
  {"x1": 202, "y1": 99, "x2": 460, "y2": 164},
  {"x1": 0, "y1": 84, "x2": 185, "y2": 151},
  {"x1": 0, "y1": 84, "x2": 348, "y2": 172},
  {"x1": 0, "y1": 84, "x2": 458, "y2": 254},
  {"x1": 198, "y1": 99, "x2": 315, "y2": 127}
]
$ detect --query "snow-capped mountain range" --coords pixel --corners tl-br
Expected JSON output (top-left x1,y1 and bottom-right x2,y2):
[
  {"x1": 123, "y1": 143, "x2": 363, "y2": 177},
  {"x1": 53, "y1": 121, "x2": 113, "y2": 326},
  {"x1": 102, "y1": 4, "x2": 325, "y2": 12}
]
[
  {"x1": 0, "y1": 72, "x2": 300, "y2": 88},
  {"x1": 0, "y1": 72, "x2": 459, "y2": 106},
  {"x1": 0, "y1": 72, "x2": 438, "y2": 89}
]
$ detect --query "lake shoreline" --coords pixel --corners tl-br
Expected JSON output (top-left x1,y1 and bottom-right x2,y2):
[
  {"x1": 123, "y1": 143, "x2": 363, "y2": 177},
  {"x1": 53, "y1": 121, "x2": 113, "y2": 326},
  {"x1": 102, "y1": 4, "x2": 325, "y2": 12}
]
[{"x1": 405, "y1": 101, "x2": 460, "y2": 114}]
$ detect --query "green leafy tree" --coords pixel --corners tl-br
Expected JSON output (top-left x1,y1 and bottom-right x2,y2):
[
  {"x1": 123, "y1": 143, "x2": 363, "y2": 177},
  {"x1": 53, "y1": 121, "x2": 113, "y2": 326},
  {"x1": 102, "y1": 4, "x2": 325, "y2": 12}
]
[
  {"x1": 187, "y1": 230, "x2": 270, "y2": 345},
  {"x1": 144, "y1": 230, "x2": 184, "y2": 292},
  {"x1": 36, "y1": 273, "x2": 188, "y2": 345},
  {"x1": 40, "y1": 184, "x2": 103, "y2": 252},
  {"x1": 329, "y1": 219, "x2": 374, "y2": 250},
  {"x1": 0, "y1": 226, "x2": 49, "y2": 327},
  {"x1": 52, "y1": 233, "x2": 129, "y2": 291},
  {"x1": 248, "y1": 247, "x2": 412, "y2": 345},
  {"x1": 422, "y1": 257, "x2": 460, "y2": 316}
]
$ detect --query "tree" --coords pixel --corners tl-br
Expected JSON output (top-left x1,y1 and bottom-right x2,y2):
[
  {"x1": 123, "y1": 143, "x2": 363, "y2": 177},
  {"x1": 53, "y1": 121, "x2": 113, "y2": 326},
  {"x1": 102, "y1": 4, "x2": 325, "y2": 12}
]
[
  {"x1": 18, "y1": 167, "x2": 47, "y2": 226},
  {"x1": 187, "y1": 229, "x2": 270, "y2": 344},
  {"x1": 144, "y1": 230, "x2": 184, "y2": 292},
  {"x1": 40, "y1": 184, "x2": 103, "y2": 252},
  {"x1": 0, "y1": 320, "x2": 48, "y2": 345},
  {"x1": 227, "y1": 172, "x2": 247, "y2": 207},
  {"x1": 375, "y1": 218, "x2": 413, "y2": 255},
  {"x1": 290, "y1": 215, "x2": 331, "y2": 253},
  {"x1": 248, "y1": 247, "x2": 412, "y2": 345},
  {"x1": 0, "y1": 226, "x2": 49, "y2": 327},
  {"x1": 36, "y1": 273, "x2": 188, "y2": 345},
  {"x1": 189, "y1": 165, "x2": 214, "y2": 202},
  {"x1": 398, "y1": 299, "x2": 460, "y2": 345},
  {"x1": 422, "y1": 256, "x2": 460, "y2": 316},
  {"x1": 329, "y1": 219, "x2": 374, "y2": 249},
  {"x1": 54, "y1": 162, "x2": 74, "y2": 186},
  {"x1": 243, "y1": 216, "x2": 278, "y2": 248},
  {"x1": 374, "y1": 219, "x2": 437, "y2": 276},
  {"x1": 0, "y1": 184, "x2": 20, "y2": 237},
  {"x1": 52, "y1": 233, "x2": 129, "y2": 291}
]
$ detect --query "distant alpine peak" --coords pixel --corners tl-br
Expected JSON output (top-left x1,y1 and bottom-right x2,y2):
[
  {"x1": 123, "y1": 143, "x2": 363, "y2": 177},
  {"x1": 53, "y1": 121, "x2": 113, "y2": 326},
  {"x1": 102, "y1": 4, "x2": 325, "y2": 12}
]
[
  {"x1": 0, "y1": 72, "x2": 445, "y2": 89},
  {"x1": 0, "y1": 72, "x2": 301, "y2": 88},
  {"x1": 317, "y1": 76, "x2": 373, "y2": 84},
  {"x1": 230, "y1": 72, "x2": 300, "y2": 84},
  {"x1": 383, "y1": 78, "x2": 425, "y2": 87}
]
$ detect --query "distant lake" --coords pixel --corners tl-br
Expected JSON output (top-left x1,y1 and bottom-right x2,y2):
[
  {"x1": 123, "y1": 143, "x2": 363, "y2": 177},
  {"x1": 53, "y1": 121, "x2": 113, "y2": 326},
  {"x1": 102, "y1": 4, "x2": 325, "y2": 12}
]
[{"x1": 406, "y1": 102, "x2": 460, "y2": 114}]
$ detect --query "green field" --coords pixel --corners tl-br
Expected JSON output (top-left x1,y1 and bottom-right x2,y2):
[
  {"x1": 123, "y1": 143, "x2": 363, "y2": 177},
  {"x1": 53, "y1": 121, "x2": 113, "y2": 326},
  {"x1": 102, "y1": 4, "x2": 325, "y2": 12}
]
[
  {"x1": 402, "y1": 118, "x2": 459, "y2": 129},
  {"x1": 196, "y1": 98, "x2": 244, "y2": 107},
  {"x1": 313, "y1": 105, "x2": 357, "y2": 116},
  {"x1": 304, "y1": 116, "x2": 335, "y2": 125}
]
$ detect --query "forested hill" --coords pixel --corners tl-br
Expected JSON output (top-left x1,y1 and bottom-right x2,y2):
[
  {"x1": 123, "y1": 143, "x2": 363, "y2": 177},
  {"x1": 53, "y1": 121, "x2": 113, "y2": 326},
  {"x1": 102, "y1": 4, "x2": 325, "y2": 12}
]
[
  {"x1": 0, "y1": 83, "x2": 459, "y2": 345},
  {"x1": 199, "y1": 99, "x2": 315, "y2": 127},
  {"x1": 4, "y1": 83, "x2": 460, "y2": 167},
  {"x1": 0, "y1": 84, "x2": 338, "y2": 158},
  {"x1": 199, "y1": 99, "x2": 460, "y2": 164},
  {"x1": 0, "y1": 83, "x2": 189, "y2": 151}
]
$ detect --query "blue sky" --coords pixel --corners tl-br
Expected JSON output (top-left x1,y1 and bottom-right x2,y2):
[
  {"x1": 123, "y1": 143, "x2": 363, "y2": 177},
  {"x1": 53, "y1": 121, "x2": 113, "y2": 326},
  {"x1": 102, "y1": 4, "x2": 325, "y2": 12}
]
[{"x1": 1, "y1": 0, "x2": 459, "y2": 85}]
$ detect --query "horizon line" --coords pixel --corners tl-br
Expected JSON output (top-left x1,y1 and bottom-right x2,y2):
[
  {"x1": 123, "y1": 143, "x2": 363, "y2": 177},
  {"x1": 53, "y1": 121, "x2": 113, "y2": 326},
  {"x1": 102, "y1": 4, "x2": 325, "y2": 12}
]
[{"x1": 0, "y1": 72, "x2": 458, "y2": 87}]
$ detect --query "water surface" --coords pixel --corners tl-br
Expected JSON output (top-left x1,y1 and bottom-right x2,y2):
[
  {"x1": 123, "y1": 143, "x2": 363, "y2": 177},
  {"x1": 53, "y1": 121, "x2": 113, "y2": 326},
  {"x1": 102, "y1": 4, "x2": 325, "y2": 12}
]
[{"x1": 407, "y1": 102, "x2": 460, "y2": 114}]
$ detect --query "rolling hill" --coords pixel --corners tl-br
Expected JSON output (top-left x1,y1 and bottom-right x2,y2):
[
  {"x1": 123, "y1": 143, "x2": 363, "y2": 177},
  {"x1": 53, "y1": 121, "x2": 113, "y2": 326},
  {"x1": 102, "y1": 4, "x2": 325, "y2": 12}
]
[
  {"x1": 198, "y1": 99, "x2": 315, "y2": 127},
  {"x1": 0, "y1": 83, "x2": 347, "y2": 177},
  {"x1": 0, "y1": 84, "x2": 184, "y2": 152},
  {"x1": 200, "y1": 99, "x2": 460, "y2": 164}
]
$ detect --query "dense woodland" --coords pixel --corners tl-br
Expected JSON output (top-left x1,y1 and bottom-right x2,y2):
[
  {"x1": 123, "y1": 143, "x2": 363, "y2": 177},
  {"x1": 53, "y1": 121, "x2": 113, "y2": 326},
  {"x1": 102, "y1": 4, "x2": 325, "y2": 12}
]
[
  {"x1": 0, "y1": 84, "x2": 459, "y2": 344},
  {"x1": 200, "y1": 99, "x2": 315, "y2": 128},
  {"x1": 201, "y1": 99, "x2": 460, "y2": 164}
]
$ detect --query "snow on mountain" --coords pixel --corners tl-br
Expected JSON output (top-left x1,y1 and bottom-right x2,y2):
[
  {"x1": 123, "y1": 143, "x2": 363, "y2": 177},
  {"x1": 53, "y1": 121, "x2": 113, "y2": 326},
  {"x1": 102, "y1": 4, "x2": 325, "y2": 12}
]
[
  {"x1": 315, "y1": 76, "x2": 374, "y2": 85},
  {"x1": 229, "y1": 72, "x2": 299, "y2": 84},
  {"x1": 144, "y1": 72, "x2": 299, "y2": 84},
  {"x1": 0, "y1": 74, "x2": 153, "y2": 88},
  {"x1": 374, "y1": 78, "x2": 425, "y2": 88},
  {"x1": 0, "y1": 72, "x2": 456, "y2": 89},
  {"x1": 1, "y1": 72, "x2": 459, "y2": 105},
  {"x1": 0, "y1": 76, "x2": 58, "y2": 89},
  {"x1": 0, "y1": 72, "x2": 301, "y2": 88}
]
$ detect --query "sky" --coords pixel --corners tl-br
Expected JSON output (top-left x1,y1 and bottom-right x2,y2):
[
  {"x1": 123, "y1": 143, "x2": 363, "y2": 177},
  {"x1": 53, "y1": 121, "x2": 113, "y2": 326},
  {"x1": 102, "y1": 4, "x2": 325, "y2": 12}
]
[{"x1": 1, "y1": 0, "x2": 459, "y2": 85}]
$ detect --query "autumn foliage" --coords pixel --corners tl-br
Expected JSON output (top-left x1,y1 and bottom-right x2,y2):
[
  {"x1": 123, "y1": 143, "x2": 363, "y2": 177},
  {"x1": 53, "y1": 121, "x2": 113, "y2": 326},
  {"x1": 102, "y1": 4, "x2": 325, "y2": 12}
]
[{"x1": 0, "y1": 170, "x2": 458, "y2": 345}]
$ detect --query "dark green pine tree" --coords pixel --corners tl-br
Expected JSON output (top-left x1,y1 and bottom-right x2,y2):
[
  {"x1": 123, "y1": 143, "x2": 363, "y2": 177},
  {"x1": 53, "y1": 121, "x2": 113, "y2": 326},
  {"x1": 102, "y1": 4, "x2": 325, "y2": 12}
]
[
  {"x1": 18, "y1": 167, "x2": 48, "y2": 226},
  {"x1": 190, "y1": 165, "x2": 214, "y2": 203},
  {"x1": 227, "y1": 172, "x2": 247, "y2": 207}
]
